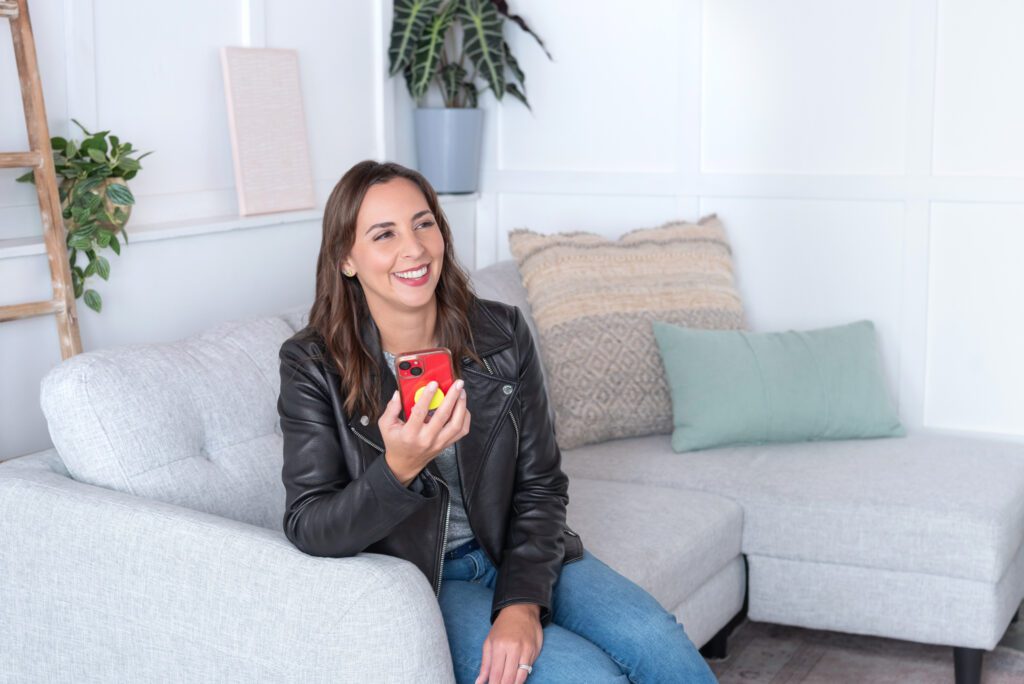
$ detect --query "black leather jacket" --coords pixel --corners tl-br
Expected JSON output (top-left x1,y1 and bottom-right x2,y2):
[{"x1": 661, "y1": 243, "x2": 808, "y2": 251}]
[{"x1": 277, "y1": 297, "x2": 584, "y2": 627}]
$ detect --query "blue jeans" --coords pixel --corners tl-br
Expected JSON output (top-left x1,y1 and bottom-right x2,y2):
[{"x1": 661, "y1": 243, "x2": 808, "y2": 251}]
[{"x1": 438, "y1": 539, "x2": 719, "y2": 683}]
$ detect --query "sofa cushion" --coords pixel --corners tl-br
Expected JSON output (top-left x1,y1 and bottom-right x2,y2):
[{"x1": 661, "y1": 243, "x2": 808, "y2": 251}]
[
  {"x1": 39, "y1": 314, "x2": 300, "y2": 529},
  {"x1": 507, "y1": 215, "x2": 746, "y2": 450},
  {"x1": 561, "y1": 432, "x2": 1024, "y2": 585},
  {"x1": 653, "y1": 319, "x2": 905, "y2": 451},
  {"x1": 566, "y1": 477, "x2": 743, "y2": 613}
]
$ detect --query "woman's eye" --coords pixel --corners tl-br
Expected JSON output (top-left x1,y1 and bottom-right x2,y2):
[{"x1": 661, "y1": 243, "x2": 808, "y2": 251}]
[
  {"x1": 373, "y1": 230, "x2": 394, "y2": 241},
  {"x1": 416, "y1": 221, "x2": 435, "y2": 230}
]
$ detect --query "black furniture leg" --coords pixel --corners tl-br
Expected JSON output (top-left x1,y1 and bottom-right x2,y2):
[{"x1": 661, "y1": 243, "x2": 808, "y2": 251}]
[
  {"x1": 953, "y1": 647, "x2": 983, "y2": 684},
  {"x1": 700, "y1": 556, "x2": 750, "y2": 661},
  {"x1": 700, "y1": 626, "x2": 729, "y2": 660}
]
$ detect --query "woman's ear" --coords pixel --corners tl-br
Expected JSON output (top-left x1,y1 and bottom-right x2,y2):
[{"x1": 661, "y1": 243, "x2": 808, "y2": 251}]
[{"x1": 341, "y1": 259, "x2": 356, "y2": 278}]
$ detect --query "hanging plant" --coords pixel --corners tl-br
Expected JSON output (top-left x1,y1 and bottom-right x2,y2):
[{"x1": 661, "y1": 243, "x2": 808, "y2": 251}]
[{"x1": 16, "y1": 118, "x2": 152, "y2": 313}]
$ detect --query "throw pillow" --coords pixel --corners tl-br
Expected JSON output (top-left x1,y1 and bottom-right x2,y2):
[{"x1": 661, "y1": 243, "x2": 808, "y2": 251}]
[
  {"x1": 652, "y1": 319, "x2": 906, "y2": 452},
  {"x1": 508, "y1": 214, "x2": 746, "y2": 449}
]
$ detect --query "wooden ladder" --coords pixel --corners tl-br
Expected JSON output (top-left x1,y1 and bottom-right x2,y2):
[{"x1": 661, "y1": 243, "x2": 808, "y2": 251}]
[{"x1": 0, "y1": 0, "x2": 82, "y2": 358}]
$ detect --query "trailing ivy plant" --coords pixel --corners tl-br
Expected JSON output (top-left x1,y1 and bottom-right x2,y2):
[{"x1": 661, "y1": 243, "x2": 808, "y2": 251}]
[
  {"x1": 388, "y1": 0, "x2": 550, "y2": 109},
  {"x1": 16, "y1": 119, "x2": 151, "y2": 313}
]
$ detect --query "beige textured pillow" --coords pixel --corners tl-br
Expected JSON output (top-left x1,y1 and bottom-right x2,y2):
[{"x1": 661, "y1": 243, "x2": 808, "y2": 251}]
[{"x1": 508, "y1": 214, "x2": 747, "y2": 450}]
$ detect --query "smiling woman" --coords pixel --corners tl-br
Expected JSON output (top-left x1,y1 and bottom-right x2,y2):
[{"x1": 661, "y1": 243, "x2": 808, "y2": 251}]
[
  {"x1": 277, "y1": 160, "x2": 719, "y2": 684},
  {"x1": 344, "y1": 182, "x2": 445, "y2": 317}
]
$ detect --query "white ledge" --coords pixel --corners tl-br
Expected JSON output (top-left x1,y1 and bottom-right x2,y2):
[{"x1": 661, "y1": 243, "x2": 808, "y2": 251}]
[
  {"x1": 0, "y1": 208, "x2": 323, "y2": 260},
  {"x1": 0, "y1": 192, "x2": 480, "y2": 261}
]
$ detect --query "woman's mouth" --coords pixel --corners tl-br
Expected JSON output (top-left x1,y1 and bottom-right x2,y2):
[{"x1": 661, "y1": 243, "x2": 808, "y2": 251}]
[{"x1": 392, "y1": 263, "x2": 430, "y2": 287}]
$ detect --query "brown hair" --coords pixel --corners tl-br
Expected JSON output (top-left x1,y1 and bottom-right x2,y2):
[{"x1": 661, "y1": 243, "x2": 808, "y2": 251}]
[{"x1": 308, "y1": 160, "x2": 482, "y2": 420}]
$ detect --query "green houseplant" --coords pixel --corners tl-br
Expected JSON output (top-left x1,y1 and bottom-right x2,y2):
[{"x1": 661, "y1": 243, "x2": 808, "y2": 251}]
[
  {"x1": 16, "y1": 119, "x2": 151, "y2": 313},
  {"x1": 387, "y1": 0, "x2": 550, "y2": 192}
]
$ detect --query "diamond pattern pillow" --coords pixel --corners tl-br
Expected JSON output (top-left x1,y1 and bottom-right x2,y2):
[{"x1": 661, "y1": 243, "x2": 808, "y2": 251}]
[{"x1": 508, "y1": 214, "x2": 747, "y2": 449}]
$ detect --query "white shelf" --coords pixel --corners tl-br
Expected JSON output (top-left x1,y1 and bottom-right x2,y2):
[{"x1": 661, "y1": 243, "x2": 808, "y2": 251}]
[
  {"x1": 0, "y1": 192, "x2": 480, "y2": 261},
  {"x1": 0, "y1": 208, "x2": 324, "y2": 260}
]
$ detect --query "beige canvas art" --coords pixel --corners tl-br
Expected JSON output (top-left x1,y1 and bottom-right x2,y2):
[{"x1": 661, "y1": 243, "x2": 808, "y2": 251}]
[{"x1": 220, "y1": 47, "x2": 316, "y2": 216}]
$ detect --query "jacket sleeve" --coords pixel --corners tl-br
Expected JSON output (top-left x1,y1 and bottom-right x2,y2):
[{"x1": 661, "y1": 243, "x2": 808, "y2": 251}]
[
  {"x1": 278, "y1": 340, "x2": 436, "y2": 558},
  {"x1": 490, "y1": 306, "x2": 570, "y2": 627}
]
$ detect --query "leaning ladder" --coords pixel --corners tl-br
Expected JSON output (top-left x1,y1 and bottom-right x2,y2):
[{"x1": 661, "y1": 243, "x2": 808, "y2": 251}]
[{"x1": 0, "y1": 0, "x2": 82, "y2": 358}]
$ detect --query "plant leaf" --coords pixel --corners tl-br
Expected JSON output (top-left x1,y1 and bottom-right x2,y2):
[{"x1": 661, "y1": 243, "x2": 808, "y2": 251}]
[
  {"x1": 106, "y1": 183, "x2": 135, "y2": 205},
  {"x1": 110, "y1": 234, "x2": 122, "y2": 254},
  {"x1": 462, "y1": 81, "x2": 479, "y2": 108},
  {"x1": 440, "y1": 63, "x2": 468, "y2": 107},
  {"x1": 487, "y1": 0, "x2": 552, "y2": 60},
  {"x1": 95, "y1": 255, "x2": 110, "y2": 280},
  {"x1": 457, "y1": 0, "x2": 506, "y2": 100},
  {"x1": 83, "y1": 289, "x2": 102, "y2": 313},
  {"x1": 50, "y1": 136, "x2": 68, "y2": 151},
  {"x1": 505, "y1": 82, "x2": 530, "y2": 110},
  {"x1": 87, "y1": 148, "x2": 107, "y2": 164},
  {"x1": 15, "y1": 170, "x2": 34, "y2": 184},
  {"x1": 69, "y1": 233, "x2": 93, "y2": 251},
  {"x1": 503, "y1": 40, "x2": 525, "y2": 89},
  {"x1": 388, "y1": 0, "x2": 443, "y2": 76},
  {"x1": 410, "y1": 1, "x2": 458, "y2": 101}
]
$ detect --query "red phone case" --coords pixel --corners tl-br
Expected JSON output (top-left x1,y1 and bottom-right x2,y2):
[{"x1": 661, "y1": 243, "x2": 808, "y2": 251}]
[{"x1": 395, "y1": 347, "x2": 455, "y2": 422}]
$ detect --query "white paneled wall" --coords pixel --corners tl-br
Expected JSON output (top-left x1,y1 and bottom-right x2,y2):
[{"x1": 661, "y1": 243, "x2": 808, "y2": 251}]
[
  {"x1": 461, "y1": 0, "x2": 1024, "y2": 442},
  {"x1": 0, "y1": 0, "x2": 386, "y2": 460}
]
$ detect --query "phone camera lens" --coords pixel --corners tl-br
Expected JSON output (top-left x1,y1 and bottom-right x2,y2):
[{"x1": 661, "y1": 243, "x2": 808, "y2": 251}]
[
  {"x1": 398, "y1": 361, "x2": 411, "y2": 370},
  {"x1": 410, "y1": 367, "x2": 423, "y2": 376}
]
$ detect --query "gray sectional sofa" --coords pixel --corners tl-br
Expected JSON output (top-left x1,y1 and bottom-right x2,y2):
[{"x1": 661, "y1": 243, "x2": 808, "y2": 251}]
[{"x1": 2, "y1": 259, "x2": 1022, "y2": 684}]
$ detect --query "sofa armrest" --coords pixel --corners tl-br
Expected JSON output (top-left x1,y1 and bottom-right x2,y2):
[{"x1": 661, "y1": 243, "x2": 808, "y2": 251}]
[{"x1": 0, "y1": 465, "x2": 455, "y2": 683}]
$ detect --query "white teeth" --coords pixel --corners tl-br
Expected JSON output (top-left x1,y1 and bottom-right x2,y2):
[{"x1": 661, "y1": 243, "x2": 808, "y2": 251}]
[{"x1": 394, "y1": 265, "x2": 428, "y2": 279}]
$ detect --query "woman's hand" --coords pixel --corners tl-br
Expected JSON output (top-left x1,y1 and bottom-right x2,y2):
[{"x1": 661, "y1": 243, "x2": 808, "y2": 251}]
[
  {"x1": 475, "y1": 604, "x2": 543, "y2": 684},
  {"x1": 379, "y1": 379, "x2": 470, "y2": 486}
]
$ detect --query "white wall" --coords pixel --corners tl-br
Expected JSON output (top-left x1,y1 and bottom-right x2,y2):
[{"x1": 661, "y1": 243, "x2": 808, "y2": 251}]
[
  {"x1": 448, "y1": 0, "x2": 1024, "y2": 445},
  {"x1": 5, "y1": 0, "x2": 1023, "y2": 459},
  {"x1": 0, "y1": 0, "x2": 388, "y2": 460}
]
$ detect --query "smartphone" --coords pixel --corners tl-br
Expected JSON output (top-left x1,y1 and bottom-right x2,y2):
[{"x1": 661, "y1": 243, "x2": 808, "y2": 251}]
[{"x1": 395, "y1": 347, "x2": 455, "y2": 422}]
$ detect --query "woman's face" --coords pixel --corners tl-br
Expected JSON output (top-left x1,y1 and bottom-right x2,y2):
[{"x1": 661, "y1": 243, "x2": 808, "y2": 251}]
[{"x1": 343, "y1": 177, "x2": 445, "y2": 314}]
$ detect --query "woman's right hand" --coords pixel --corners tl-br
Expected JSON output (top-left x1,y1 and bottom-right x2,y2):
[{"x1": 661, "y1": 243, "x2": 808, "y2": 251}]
[{"x1": 379, "y1": 379, "x2": 471, "y2": 486}]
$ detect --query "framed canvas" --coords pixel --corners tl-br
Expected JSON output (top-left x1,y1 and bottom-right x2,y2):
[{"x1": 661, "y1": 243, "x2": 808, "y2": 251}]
[{"x1": 220, "y1": 47, "x2": 316, "y2": 216}]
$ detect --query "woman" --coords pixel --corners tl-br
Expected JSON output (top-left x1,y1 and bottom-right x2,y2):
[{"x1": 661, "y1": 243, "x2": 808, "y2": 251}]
[{"x1": 277, "y1": 160, "x2": 718, "y2": 684}]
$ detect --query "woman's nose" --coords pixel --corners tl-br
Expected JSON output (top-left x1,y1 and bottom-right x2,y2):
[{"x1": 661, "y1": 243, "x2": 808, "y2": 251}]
[{"x1": 399, "y1": 228, "x2": 427, "y2": 258}]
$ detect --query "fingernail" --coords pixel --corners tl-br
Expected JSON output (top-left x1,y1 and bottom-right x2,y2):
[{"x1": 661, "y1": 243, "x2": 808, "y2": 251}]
[{"x1": 455, "y1": 379, "x2": 464, "y2": 390}]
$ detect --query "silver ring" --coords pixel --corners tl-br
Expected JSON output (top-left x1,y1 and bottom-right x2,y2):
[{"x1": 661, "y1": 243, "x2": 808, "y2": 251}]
[{"x1": 518, "y1": 663, "x2": 533, "y2": 675}]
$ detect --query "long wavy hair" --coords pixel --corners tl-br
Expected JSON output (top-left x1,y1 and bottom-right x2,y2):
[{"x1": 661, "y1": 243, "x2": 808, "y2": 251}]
[{"x1": 308, "y1": 160, "x2": 482, "y2": 420}]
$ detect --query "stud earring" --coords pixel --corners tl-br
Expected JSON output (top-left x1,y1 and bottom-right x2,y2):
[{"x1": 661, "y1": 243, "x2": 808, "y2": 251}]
[{"x1": 343, "y1": 268, "x2": 355, "y2": 277}]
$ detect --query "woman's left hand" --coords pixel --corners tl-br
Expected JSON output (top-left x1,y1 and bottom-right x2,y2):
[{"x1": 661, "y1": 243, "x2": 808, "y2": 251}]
[{"x1": 475, "y1": 603, "x2": 543, "y2": 684}]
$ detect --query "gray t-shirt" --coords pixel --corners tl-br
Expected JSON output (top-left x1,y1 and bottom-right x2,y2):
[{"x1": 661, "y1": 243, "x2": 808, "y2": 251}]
[{"x1": 382, "y1": 350, "x2": 475, "y2": 554}]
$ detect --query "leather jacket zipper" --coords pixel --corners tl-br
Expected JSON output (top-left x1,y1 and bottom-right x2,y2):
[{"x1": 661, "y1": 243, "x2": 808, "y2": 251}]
[
  {"x1": 481, "y1": 357, "x2": 520, "y2": 445},
  {"x1": 429, "y1": 471, "x2": 451, "y2": 596},
  {"x1": 351, "y1": 424, "x2": 450, "y2": 597},
  {"x1": 349, "y1": 425, "x2": 384, "y2": 453}
]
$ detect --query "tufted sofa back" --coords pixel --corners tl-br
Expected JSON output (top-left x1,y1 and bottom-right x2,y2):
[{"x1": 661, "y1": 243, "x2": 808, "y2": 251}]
[{"x1": 39, "y1": 307, "x2": 309, "y2": 530}]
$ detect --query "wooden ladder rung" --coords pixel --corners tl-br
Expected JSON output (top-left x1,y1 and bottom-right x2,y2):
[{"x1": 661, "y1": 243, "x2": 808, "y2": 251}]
[
  {"x1": 0, "y1": 151, "x2": 42, "y2": 168},
  {"x1": 0, "y1": 2, "x2": 18, "y2": 19},
  {"x1": 0, "y1": 299, "x2": 63, "y2": 323}
]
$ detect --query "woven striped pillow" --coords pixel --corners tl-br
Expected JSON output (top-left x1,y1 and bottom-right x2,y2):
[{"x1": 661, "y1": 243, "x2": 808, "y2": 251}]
[{"x1": 508, "y1": 214, "x2": 747, "y2": 449}]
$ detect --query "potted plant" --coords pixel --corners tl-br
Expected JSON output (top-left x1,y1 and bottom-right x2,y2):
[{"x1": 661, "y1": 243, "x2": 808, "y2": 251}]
[
  {"x1": 387, "y1": 0, "x2": 550, "y2": 193},
  {"x1": 16, "y1": 119, "x2": 151, "y2": 313}
]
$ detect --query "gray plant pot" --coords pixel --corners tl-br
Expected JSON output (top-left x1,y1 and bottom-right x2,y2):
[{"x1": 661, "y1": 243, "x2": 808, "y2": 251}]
[{"x1": 414, "y1": 108, "x2": 483, "y2": 194}]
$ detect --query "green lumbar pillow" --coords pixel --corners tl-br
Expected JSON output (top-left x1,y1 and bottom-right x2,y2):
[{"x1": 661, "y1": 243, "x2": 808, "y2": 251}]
[{"x1": 652, "y1": 319, "x2": 906, "y2": 452}]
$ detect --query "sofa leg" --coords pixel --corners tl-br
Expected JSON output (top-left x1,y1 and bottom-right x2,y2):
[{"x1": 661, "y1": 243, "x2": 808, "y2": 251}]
[
  {"x1": 953, "y1": 647, "x2": 983, "y2": 684},
  {"x1": 700, "y1": 627, "x2": 729, "y2": 660}
]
